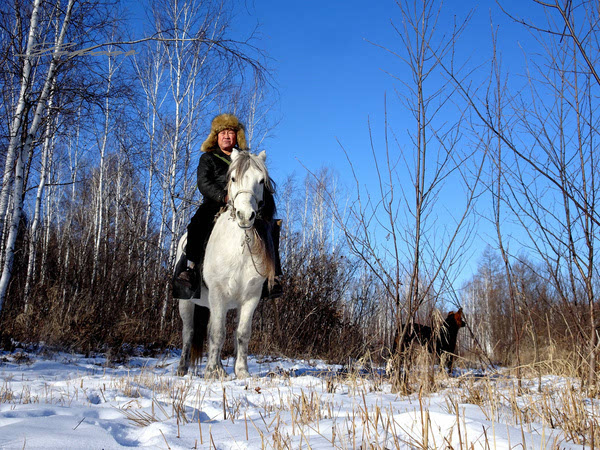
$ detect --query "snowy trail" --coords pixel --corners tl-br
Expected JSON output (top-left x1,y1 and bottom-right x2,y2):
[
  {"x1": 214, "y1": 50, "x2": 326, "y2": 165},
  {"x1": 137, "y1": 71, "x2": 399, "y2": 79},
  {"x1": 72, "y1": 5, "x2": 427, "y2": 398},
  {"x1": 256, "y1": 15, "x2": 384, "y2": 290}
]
[{"x1": 0, "y1": 351, "x2": 585, "y2": 449}]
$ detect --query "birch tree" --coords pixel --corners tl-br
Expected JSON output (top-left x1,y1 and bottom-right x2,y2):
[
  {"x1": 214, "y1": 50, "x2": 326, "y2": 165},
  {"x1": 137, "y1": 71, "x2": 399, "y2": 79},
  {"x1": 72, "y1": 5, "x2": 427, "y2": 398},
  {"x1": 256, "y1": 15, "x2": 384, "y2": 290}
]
[
  {"x1": 0, "y1": 0, "x2": 131, "y2": 315},
  {"x1": 91, "y1": 51, "x2": 115, "y2": 286},
  {"x1": 0, "y1": 0, "x2": 77, "y2": 311},
  {"x1": 23, "y1": 82, "x2": 58, "y2": 307},
  {"x1": 0, "y1": 0, "x2": 43, "y2": 250},
  {"x1": 133, "y1": 47, "x2": 166, "y2": 298}
]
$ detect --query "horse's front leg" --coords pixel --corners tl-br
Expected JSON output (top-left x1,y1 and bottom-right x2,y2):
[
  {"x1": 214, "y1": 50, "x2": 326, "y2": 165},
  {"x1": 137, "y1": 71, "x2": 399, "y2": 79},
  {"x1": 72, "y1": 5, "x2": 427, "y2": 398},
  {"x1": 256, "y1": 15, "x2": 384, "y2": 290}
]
[
  {"x1": 205, "y1": 299, "x2": 226, "y2": 378},
  {"x1": 234, "y1": 297, "x2": 260, "y2": 379}
]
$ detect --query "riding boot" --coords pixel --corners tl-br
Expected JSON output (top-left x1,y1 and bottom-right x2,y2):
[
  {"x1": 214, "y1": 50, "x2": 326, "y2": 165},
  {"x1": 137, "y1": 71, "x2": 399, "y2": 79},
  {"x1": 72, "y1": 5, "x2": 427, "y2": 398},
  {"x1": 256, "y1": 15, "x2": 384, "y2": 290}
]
[
  {"x1": 186, "y1": 203, "x2": 219, "y2": 265},
  {"x1": 172, "y1": 256, "x2": 197, "y2": 299},
  {"x1": 187, "y1": 216, "x2": 213, "y2": 298},
  {"x1": 262, "y1": 219, "x2": 283, "y2": 300}
]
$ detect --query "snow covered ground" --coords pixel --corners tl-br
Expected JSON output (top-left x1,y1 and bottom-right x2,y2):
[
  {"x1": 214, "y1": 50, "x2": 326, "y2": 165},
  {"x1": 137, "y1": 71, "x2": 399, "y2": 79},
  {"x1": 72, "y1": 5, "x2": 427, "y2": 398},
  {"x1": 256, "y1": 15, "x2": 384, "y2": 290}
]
[{"x1": 0, "y1": 349, "x2": 592, "y2": 449}]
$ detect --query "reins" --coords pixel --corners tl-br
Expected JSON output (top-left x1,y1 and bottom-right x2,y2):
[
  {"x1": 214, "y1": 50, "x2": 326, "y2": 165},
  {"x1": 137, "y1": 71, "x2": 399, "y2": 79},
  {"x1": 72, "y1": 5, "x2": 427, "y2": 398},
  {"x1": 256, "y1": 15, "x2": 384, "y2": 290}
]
[{"x1": 243, "y1": 229, "x2": 268, "y2": 278}]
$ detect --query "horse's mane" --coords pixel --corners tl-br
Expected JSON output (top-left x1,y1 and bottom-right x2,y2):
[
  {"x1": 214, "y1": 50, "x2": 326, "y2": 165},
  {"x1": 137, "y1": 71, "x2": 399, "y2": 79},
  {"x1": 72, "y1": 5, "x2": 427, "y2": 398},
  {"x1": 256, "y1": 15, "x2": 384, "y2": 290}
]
[
  {"x1": 250, "y1": 220, "x2": 276, "y2": 288},
  {"x1": 226, "y1": 151, "x2": 276, "y2": 287},
  {"x1": 227, "y1": 151, "x2": 276, "y2": 195}
]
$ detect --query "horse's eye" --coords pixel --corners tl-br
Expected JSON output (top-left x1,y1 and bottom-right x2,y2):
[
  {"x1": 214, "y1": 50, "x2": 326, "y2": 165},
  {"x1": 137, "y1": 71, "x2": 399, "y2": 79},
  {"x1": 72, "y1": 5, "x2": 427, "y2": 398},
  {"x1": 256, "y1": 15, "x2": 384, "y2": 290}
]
[
  {"x1": 231, "y1": 176, "x2": 236, "y2": 183},
  {"x1": 259, "y1": 179, "x2": 264, "y2": 185}
]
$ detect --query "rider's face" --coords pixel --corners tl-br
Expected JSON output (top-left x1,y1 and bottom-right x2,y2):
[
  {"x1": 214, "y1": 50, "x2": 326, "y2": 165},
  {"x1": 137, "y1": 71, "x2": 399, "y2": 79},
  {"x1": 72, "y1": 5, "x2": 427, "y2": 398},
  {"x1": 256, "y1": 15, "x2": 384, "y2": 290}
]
[{"x1": 217, "y1": 129, "x2": 237, "y2": 154}]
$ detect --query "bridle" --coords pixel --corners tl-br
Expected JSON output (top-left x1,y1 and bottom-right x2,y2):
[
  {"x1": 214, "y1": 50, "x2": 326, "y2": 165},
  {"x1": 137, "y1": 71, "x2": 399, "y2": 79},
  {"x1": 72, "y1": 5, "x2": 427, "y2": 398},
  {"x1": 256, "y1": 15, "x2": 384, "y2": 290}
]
[
  {"x1": 227, "y1": 188, "x2": 264, "y2": 221},
  {"x1": 231, "y1": 188, "x2": 259, "y2": 205}
]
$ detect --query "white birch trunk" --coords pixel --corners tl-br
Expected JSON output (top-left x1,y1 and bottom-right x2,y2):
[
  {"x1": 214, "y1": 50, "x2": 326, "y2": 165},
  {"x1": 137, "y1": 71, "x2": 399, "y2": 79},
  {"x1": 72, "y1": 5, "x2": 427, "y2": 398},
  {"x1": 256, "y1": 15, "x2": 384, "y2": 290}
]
[
  {"x1": 92, "y1": 65, "x2": 113, "y2": 285},
  {"x1": 161, "y1": 6, "x2": 186, "y2": 329},
  {"x1": 162, "y1": 104, "x2": 181, "y2": 328},
  {"x1": 40, "y1": 139, "x2": 59, "y2": 289},
  {"x1": 23, "y1": 9, "x2": 61, "y2": 299},
  {"x1": 24, "y1": 95, "x2": 57, "y2": 307},
  {"x1": 0, "y1": 0, "x2": 42, "y2": 252},
  {"x1": 58, "y1": 109, "x2": 82, "y2": 287},
  {"x1": 40, "y1": 176, "x2": 51, "y2": 286},
  {"x1": 132, "y1": 42, "x2": 165, "y2": 298},
  {"x1": 0, "y1": 146, "x2": 28, "y2": 311},
  {"x1": 141, "y1": 114, "x2": 156, "y2": 297},
  {"x1": 114, "y1": 158, "x2": 122, "y2": 248},
  {"x1": 142, "y1": 145, "x2": 155, "y2": 294}
]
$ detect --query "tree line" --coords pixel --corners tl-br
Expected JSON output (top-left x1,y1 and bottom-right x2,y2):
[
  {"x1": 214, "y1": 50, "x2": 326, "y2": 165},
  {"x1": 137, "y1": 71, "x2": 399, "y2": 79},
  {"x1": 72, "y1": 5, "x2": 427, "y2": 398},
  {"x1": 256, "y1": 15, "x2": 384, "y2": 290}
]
[
  {"x1": 0, "y1": 0, "x2": 270, "y2": 350},
  {"x1": 0, "y1": 0, "x2": 379, "y2": 363},
  {"x1": 1, "y1": 0, "x2": 599, "y2": 394}
]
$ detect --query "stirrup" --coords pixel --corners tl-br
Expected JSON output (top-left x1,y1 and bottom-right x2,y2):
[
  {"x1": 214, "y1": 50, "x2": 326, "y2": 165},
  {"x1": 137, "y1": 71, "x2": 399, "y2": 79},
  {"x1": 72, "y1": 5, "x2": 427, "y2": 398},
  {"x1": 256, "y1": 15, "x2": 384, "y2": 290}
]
[{"x1": 262, "y1": 277, "x2": 283, "y2": 300}]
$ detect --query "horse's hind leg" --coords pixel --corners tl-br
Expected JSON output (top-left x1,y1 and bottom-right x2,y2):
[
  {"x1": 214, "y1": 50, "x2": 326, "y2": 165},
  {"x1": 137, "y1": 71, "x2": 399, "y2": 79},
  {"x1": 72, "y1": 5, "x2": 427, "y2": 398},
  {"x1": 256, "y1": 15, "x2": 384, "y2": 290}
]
[
  {"x1": 177, "y1": 299, "x2": 195, "y2": 376},
  {"x1": 234, "y1": 298, "x2": 260, "y2": 379}
]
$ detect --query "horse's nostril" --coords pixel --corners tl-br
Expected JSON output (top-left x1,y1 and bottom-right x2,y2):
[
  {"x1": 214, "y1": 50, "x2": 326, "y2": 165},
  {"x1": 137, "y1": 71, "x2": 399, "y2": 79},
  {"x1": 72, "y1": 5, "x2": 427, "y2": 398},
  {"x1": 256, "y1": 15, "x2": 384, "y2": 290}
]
[
  {"x1": 237, "y1": 211, "x2": 244, "y2": 221},
  {"x1": 249, "y1": 212, "x2": 255, "y2": 221}
]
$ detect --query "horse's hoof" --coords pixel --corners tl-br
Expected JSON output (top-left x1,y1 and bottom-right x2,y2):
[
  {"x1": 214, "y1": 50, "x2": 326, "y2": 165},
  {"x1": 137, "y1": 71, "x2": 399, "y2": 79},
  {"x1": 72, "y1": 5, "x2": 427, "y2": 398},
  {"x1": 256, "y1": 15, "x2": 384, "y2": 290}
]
[
  {"x1": 177, "y1": 366, "x2": 188, "y2": 376},
  {"x1": 204, "y1": 366, "x2": 226, "y2": 379}
]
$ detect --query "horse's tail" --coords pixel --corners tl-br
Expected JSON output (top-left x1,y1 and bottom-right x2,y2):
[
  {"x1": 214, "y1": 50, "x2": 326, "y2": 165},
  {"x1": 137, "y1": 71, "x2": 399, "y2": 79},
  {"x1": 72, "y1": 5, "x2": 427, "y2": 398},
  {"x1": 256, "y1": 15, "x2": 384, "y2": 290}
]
[{"x1": 191, "y1": 305, "x2": 210, "y2": 366}]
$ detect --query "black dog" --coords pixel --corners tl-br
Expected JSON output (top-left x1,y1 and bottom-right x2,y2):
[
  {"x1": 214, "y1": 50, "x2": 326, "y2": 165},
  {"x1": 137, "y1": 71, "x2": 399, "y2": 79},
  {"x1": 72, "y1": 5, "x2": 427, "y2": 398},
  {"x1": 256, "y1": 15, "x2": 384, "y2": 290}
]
[{"x1": 392, "y1": 308, "x2": 466, "y2": 371}]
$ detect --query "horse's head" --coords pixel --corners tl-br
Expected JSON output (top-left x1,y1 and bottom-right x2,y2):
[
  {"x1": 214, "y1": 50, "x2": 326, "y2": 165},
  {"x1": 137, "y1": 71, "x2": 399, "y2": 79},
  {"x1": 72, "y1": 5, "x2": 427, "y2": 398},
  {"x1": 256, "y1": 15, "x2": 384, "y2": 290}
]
[
  {"x1": 447, "y1": 308, "x2": 466, "y2": 329},
  {"x1": 227, "y1": 150, "x2": 270, "y2": 229}
]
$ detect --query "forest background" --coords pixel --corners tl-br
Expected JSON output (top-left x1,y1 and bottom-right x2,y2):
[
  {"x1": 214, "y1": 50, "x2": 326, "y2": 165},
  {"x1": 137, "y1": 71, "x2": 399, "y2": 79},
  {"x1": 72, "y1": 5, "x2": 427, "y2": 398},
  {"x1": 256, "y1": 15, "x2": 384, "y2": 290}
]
[{"x1": 0, "y1": 0, "x2": 599, "y2": 389}]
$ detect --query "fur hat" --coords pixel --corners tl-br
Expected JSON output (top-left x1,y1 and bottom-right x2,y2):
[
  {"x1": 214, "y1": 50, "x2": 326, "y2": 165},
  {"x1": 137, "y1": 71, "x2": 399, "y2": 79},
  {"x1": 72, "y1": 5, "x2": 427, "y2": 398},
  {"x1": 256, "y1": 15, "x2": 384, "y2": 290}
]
[{"x1": 201, "y1": 113, "x2": 248, "y2": 152}]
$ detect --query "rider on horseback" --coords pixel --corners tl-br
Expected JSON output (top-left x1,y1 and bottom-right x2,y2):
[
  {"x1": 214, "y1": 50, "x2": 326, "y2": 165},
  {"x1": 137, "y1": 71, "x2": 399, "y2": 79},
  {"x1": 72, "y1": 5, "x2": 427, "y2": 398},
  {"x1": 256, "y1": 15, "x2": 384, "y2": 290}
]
[{"x1": 173, "y1": 113, "x2": 282, "y2": 300}]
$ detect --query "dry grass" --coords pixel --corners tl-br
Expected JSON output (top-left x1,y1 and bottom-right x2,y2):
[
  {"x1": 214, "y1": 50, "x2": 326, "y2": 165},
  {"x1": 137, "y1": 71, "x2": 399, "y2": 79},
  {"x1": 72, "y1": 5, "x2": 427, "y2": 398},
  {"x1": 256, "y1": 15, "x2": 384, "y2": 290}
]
[
  {"x1": 445, "y1": 360, "x2": 600, "y2": 447},
  {"x1": 387, "y1": 345, "x2": 454, "y2": 395},
  {"x1": 0, "y1": 382, "x2": 14, "y2": 402},
  {"x1": 119, "y1": 399, "x2": 171, "y2": 427}
]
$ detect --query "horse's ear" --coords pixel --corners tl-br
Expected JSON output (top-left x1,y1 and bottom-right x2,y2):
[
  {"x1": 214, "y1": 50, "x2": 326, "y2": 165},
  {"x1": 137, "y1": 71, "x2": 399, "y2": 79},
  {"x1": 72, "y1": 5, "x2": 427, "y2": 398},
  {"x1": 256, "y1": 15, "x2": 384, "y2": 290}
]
[
  {"x1": 231, "y1": 149, "x2": 240, "y2": 161},
  {"x1": 454, "y1": 308, "x2": 465, "y2": 327},
  {"x1": 258, "y1": 150, "x2": 266, "y2": 162}
]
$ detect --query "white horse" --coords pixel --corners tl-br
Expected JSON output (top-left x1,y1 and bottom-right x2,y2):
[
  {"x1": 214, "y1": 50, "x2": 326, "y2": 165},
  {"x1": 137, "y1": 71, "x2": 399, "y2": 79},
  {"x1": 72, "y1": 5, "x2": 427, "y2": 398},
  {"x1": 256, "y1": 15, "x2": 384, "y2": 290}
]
[{"x1": 175, "y1": 149, "x2": 275, "y2": 378}]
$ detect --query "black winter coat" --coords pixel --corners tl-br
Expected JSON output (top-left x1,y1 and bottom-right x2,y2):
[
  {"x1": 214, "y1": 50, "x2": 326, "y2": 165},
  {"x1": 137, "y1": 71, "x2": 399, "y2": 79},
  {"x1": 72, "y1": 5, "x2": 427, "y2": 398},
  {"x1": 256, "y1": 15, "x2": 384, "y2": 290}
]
[{"x1": 196, "y1": 149, "x2": 230, "y2": 206}]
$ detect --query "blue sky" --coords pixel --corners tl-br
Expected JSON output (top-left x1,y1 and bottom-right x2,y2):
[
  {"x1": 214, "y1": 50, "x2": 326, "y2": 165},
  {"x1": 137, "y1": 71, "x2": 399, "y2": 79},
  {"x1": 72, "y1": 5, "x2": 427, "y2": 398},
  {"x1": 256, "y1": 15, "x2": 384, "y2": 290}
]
[
  {"x1": 237, "y1": 0, "x2": 398, "y2": 179},
  {"x1": 239, "y1": 0, "x2": 520, "y2": 179},
  {"x1": 232, "y1": 0, "x2": 540, "y2": 284}
]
